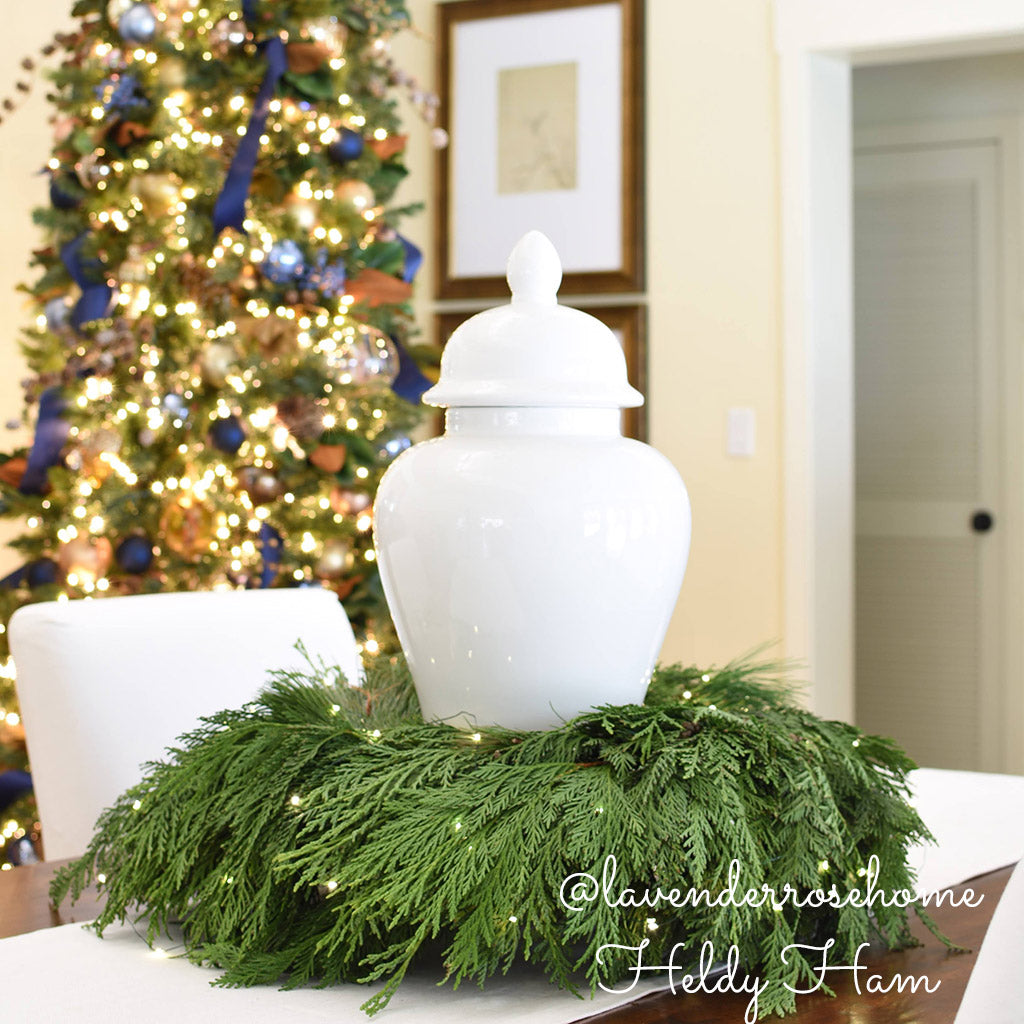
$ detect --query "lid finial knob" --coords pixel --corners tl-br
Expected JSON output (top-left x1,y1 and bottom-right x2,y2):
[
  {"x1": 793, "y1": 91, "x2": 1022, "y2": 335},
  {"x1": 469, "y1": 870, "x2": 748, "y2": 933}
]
[{"x1": 506, "y1": 231, "x2": 562, "y2": 305}]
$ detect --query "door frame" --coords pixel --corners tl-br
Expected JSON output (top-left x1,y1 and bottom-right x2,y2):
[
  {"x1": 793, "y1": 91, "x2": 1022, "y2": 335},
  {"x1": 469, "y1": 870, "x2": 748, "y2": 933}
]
[
  {"x1": 854, "y1": 119, "x2": 1021, "y2": 771},
  {"x1": 773, "y1": 0, "x2": 1024, "y2": 771}
]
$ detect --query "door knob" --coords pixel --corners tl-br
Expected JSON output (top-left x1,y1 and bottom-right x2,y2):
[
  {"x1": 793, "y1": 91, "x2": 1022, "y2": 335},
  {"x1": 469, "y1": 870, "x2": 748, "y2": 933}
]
[{"x1": 971, "y1": 510, "x2": 994, "y2": 533}]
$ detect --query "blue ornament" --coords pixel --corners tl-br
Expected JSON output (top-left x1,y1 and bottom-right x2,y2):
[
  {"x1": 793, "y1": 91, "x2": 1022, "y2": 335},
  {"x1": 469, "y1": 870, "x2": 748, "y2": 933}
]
[
  {"x1": 263, "y1": 240, "x2": 305, "y2": 285},
  {"x1": 44, "y1": 297, "x2": 72, "y2": 332},
  {"x1": 49, "y1": 172, "x2": 82, "y2": 210},
  {"x1": 328, "y1": 128, "x2": 364, "y2": 164},
  {"x1": 119, "y1": 3, "x2": 158, "y2": 43},
  {"x1": 302, "y1": 249, "x2": 347, "y2": 298},
  {"x1": 0, "y1": 770, "x2": 32, "y2": 815},
  {"x1": 95, "y1": 74, "x2": 148, "y2": 116},
  {"x1": 115, "y1": 535, "x2": 154, "y2": 574},
  {"x1": 26, "y1": 558, "x2": 59, "y2": 588},
  {"x1": 210, "y1": 415, "x2": 246, "y2": 454}
]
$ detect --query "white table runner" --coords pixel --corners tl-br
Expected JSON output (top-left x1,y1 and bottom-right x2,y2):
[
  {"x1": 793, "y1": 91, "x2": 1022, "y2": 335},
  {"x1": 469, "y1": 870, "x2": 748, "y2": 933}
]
[{"x1": 2, "y1": 767, "x2": 1022, "y2": 1022}]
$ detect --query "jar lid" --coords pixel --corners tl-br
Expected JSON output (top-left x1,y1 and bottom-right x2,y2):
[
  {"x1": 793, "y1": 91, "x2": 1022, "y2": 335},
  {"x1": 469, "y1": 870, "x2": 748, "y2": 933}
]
[{"x1": 422, "y1": 232, "x2": 643, "y2": 409}]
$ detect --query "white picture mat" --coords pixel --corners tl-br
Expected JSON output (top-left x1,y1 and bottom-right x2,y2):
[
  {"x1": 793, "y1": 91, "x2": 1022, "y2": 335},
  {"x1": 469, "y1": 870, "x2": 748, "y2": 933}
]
[{"x1": 450, "y1": 3, "x2": 623, "y2": 278}]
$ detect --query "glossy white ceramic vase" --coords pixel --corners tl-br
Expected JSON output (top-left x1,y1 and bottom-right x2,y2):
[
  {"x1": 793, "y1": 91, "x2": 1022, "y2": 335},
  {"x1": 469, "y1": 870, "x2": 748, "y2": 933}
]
[{"x1": 374, "y1": 233, "x2": 690, "y2": 729}]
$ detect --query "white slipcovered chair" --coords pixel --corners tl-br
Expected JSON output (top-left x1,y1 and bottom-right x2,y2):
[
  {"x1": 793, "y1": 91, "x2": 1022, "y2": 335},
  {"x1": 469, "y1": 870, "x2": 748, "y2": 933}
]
[{"x1": 10, "y1": 587, "x2": 361, "y2": 860}]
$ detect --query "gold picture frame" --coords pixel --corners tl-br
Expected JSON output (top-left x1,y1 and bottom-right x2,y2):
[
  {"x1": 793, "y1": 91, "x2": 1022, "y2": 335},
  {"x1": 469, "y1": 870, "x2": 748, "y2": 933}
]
[{"x1": 436, "y1": 0, "x2": 645, "y2": 299}]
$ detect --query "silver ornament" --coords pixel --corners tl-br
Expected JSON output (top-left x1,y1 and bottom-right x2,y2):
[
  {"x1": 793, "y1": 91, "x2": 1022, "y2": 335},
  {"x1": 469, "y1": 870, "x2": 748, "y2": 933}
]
[
  {"x1": 119, "y1": 3, "x2": 158, "y2": 44},
  {"x1": 44, "y1": 296, "x2": 72, "y2": 331},
  {"x1": 323, "y1": 325, "x2": 397, "y2": 387},
  {"x1": 209, "y1": 17, "x2": 249, "y2": 56}
]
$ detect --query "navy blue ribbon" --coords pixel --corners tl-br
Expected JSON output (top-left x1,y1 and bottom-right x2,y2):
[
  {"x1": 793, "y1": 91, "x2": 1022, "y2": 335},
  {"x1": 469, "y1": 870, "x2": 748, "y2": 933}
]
[
  {"x1": 60, "y1": 233, "x2": 113, "y2": 330},
  {"x1": 20, "y1": 388, "x2": 69, "y2": 495},
  {"x1": 390, "y1": 335, "x2": 432, "y2": 404},
  {"x1": 0, "y1": 770, "x2": 32, "y2": 814},
  {"x1": 0, "y1": 565, "x2": 30, "y2": 590},
  {"x1": 241, "y1": 0, "x2": 258, "y2": 22},
  {"x1": 212, "y1": 36, "x2": 288, "y2": 234},
  {"x1": 258, "y1": 523, "x2": 282, "y2": 588},
  {"x1": 397, "y1": 233, "x2": 423, "y2": 284}
]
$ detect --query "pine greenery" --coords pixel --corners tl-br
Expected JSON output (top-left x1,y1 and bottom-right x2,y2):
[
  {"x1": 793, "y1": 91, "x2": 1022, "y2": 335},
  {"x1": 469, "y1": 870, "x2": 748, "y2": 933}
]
[{"x1": 53, "y1": 653, "x2": 937, "y2": 1018}]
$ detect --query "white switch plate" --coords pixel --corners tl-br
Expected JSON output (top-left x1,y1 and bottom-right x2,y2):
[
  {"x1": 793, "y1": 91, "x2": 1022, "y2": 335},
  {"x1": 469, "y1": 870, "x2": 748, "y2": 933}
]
[{"x1": 727, "y1": 407, "x2": 756, "y2": 457}]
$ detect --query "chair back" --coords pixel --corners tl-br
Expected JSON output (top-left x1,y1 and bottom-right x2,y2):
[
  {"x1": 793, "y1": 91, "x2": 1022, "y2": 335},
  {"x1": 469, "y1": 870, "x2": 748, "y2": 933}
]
[{"x1": 10, "y1": 588, "x2": 361, "y2": 860}]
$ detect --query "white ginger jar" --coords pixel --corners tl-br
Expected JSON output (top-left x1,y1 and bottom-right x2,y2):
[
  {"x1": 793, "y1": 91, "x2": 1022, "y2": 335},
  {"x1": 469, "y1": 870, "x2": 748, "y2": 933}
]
[{"x1": 373, "y1": 231, "x2": 690, "y2": 730}]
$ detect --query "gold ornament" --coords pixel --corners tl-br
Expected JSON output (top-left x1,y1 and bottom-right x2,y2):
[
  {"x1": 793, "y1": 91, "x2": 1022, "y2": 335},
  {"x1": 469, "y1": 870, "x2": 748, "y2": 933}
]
[
  {"x1": 304, "y1": 15, "x2": 348, "y2": 57},
  {"x1": 67, "y1": 427, "x2": 122, "y2": 484},
  {"x1": 275, "y1": 395, "x2": 324, "y2": 442},
  {"x1": 237, "y1": 466, "x2": 283, "y2": 505},
  {"x1": 156, "y1": 56, "x2": 187, "y2": 90},
  {"x1": 236, "y1": 315, "x2": 299, "y2": 359},
  {"x1": 284, "y1": 190, "x2": 318, "y2": 232},
  {"x1": 163, "y1": 0, "x2": 199, "y2": 32},
  {"x1": 199, "y1": 339, "x2": 237, "y2": 386},
  {"x1": 279, "y1": 100, "x2": 304, "y2": 125},
  {"x1": 330, "y1": 486, "x2": 372, "y2": 516},
  {"x1": 130, "y1": 172, "x2": 181, "y2": 217},
  {"x1": 335, "y1": 179, "x2": 376, "y2": 214},
  {"x1": 119, "y1": 246, "x2": 149, "y2": 282},
  {"x1": 286, "y1": 42, "x2": 330, "y2": 74},
  {"x1": 119, "y1": 282, "x2": 151, "y2": 318},
  {"x1": 159, "y1": 495, "x2": 216, "y2": 560},
  {"x1": 315, "y1": 538, "x2": 353, "y2": 580},
  {"x1": 58, "y1": 536, "x2": 113, "y2": 583}
]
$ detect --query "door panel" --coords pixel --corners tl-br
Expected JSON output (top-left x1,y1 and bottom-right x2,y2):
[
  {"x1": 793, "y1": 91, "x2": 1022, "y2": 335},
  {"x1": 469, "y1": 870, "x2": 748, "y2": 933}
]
[{"x1": 854, "y1": 140, "x2": 1002, "y2": 771}]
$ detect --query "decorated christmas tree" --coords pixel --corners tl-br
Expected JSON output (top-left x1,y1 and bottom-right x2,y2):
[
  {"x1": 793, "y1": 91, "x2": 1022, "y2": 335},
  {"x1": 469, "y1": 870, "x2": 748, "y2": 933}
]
[{"x1": 0, "y1": 0, "x2": 440, "y2": 858}]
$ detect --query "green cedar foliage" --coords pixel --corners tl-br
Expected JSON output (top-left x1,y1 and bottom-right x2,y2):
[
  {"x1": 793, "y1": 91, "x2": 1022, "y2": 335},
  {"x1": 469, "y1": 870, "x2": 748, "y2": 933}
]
[{"x1": 53, "y1": 653, "x2": 938, "y2": 1018}]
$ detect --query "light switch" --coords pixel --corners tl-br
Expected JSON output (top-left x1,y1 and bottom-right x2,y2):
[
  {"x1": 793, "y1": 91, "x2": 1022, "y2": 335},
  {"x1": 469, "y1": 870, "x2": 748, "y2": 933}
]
[{"x1": 727, "y1": 407, "x2": 756, "y2": 457}]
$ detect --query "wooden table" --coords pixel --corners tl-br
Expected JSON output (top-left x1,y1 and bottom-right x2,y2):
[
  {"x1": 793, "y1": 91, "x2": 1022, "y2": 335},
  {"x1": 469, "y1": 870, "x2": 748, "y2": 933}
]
[{"x1": 0, "y1": 860, "x2": 1012, "y2": 1023}]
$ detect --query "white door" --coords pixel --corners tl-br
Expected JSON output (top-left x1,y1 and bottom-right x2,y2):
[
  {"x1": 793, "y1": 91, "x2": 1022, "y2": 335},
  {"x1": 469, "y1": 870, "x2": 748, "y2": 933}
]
[{"x1": 854, "y1": 135, "x2": 1012, "y2": 772}]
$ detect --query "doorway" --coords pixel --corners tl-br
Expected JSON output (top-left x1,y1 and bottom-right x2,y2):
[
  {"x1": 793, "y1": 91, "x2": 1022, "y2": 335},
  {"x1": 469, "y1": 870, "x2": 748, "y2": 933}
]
[
  {"x1": 852, "y1": 119, "x2": 1016, "y2": 770},
  {"x1": 775, "y1": 1, "x2": 1024, "y2": 775}
]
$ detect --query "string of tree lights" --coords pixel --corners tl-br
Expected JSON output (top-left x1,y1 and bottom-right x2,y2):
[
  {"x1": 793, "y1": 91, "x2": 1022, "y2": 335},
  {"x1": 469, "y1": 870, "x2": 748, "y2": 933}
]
[{"x1": 0, "y1": 0, "x2": 443, "y2": 860}]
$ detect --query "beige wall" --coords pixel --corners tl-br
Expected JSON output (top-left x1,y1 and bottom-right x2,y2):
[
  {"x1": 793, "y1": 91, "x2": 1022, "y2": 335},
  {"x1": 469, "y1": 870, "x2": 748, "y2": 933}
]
[{"x1": 0, "y1": 1, "x2": 783, "y2": 667}]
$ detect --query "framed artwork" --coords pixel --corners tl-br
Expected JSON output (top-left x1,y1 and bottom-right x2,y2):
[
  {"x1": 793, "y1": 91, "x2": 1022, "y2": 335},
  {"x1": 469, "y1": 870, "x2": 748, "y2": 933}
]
[
  {"x1": 436, "y1": 0, "x2": 644, "y2": 299},
  {"x1": 434, "y1": 304, "x2": 647, "y2": 441}
]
